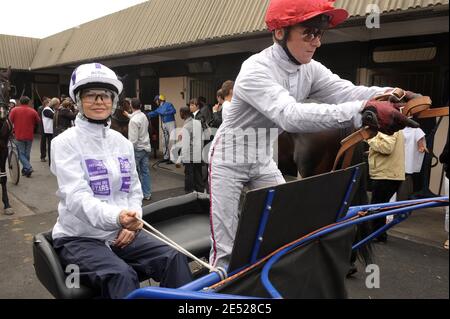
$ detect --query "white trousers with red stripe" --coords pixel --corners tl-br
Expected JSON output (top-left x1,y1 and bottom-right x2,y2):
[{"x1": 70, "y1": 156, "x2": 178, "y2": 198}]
[{"x1": 208, "y1": 146, "x2": 285, "y2": 270}]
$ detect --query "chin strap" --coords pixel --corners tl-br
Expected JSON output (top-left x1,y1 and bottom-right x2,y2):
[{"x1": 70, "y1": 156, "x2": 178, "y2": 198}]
[
  {"x1": 86, "y1": 117, "x2": 109, "y2": 126},
  {"x1": 78, "y1": 113, "x2": 110, "y2": 126},
  {"x1": 279, "y1": 28, "x2": 302, "y2": 66},
  {"x1": 282, "y1": 43, "x2": 302, "y2": 66}
]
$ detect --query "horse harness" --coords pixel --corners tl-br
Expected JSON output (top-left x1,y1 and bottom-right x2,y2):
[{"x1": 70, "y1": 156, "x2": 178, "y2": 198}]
[{"x1": 332, "y1": 89, "x2": 449, "y2": 171}]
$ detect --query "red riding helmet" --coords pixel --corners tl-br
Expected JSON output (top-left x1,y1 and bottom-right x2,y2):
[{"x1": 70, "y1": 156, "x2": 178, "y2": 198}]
[{"x1": 265, "y1": 0, "x2": 349, "y2": 31}]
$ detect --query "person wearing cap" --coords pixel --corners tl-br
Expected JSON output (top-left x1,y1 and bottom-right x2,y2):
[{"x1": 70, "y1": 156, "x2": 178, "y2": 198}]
[
  {"x1": 147, "y1": 94, "x2": 177, "y2": 162},
  {"x1": 50, "y1": 63, "x2": 192, "y2": 299},
  {"x1": 8, "y1": 99, "x2": 16, "y2": 110},
  {"x1": 208, "y1": 0, "x2": 422, "y2": 270}
]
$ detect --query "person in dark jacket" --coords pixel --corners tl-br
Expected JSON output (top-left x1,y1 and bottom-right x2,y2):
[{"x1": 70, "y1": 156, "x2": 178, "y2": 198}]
[
  {"x1": 197, "y1": 96, "x2": 212, "y2": 127},
  {"x1": 209, "y1": 89, "x2": 224, "y2": 129},
  {"x1": 440, "y1": 138, "x2": 449, "y2": 249},
  {"x1": 440, "y1": 139, "x2": 448, "y2": 179},
  {"x1": 53, "y1": 99, "x2": 77, "y2": 138}
]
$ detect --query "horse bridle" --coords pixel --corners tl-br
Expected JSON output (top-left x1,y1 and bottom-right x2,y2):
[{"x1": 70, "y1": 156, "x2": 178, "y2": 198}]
[
  {"x1": 0, "y1": 79, "x2": 14, "y2": 135},
  {"x1": 112, "y1": 102, "x2": 130, "y2": 123},
  {"x1": 0, "y1": 80, "x2": 9, "y2": 107},
  {"x1": 332, "y1": 89, "x2": 449, "y2": 171}
]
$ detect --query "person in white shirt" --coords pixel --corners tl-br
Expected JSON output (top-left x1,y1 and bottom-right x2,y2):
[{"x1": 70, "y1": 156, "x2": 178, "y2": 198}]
[
  {"x1": 42, "y1": 98, "x2": 58, "y2": 166},
  {"x1": 208, "y1": 0, "x2": 421, "y2": 270},
  {"x1": 175, "y1": 106, "x2": 203, "y2": 193},
  {"x1": 51, "y1": 63, "x2": 192, "y2": 299},
  {"x1": 128, "y1": 97, "x2": 152, "y2": 201},
  {"x1": 402, "y1": 127, "x2": 427, "y2": 198},
  {"x1": 219, "y1": 80, "x2": 234, "y2": 124}
]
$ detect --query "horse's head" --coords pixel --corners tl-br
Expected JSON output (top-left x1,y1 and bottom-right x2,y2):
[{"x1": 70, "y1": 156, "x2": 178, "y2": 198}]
[
  {"x1": 0, "y1": 105, "x2": 9, "y2": 121},
  {"x1": 0, "y1": 69, "x2": 11, "y2": 99},
  {"x1": 112, "y1": 74, "x2": 131, "y2": 119},
  {"x1": 0, "y1": 67, "x2": 12, "y2": 120}
]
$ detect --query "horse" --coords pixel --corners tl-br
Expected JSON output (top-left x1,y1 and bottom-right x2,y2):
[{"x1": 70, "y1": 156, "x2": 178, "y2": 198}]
[
  {"x1": 111, "y1": 98, "x2": 132, "y2": 138},
  {"x1": 0, "y1": 67, "x2": 14, "y2": 215},
  {"x1": 110, "y1": 75, "x2": 131, "y2": 138}
]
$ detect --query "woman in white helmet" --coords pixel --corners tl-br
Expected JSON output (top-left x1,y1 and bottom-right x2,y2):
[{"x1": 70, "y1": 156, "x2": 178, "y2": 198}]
[{"x1": 50, "y1": 63, "x2": 192, "y2": 299}]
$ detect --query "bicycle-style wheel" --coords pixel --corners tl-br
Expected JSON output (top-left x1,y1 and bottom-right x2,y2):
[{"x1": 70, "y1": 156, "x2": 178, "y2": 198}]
[{"x1": 8, "y1": 150, "x2": 20, "y2": 185}]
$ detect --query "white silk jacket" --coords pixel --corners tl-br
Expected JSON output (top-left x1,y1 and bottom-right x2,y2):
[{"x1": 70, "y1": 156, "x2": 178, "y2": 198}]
[
  {"x1": 212, "y1": 43, "x2": 389, "y2": 161},
  {"x1": 51, "y1": 115, "x2": 143, "y2": 242}
]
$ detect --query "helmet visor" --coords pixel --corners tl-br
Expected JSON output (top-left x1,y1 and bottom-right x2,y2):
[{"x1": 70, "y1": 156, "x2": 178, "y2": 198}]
[{"x1": 80, "y1": 89, "x2": 114, "y2": 104}]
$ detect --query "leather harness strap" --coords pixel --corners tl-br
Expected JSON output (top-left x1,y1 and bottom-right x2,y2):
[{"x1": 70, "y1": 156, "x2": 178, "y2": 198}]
[
  {"x1": 415, "y1": 107, "x2": 449, "y2": 119},
  {"x1": 401, "y1": 96, "x2": 432, "y2": 116},
  {"x1": 332, "y1": 91, "x2": 449, "y2": 171},
  {"x1": 332, "y1": 126, "x2": 375, "y2": 171}
]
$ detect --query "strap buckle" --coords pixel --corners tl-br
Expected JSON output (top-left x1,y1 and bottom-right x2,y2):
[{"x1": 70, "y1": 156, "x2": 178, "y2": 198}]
[{"x1": 389, "y1": 88, "x2": 406, "y2": 102}]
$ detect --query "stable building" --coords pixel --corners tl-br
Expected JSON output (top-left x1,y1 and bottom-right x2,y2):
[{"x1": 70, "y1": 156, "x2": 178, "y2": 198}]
[{"x1": 0, "y1": 0, "x2": 448, "y2": 193}]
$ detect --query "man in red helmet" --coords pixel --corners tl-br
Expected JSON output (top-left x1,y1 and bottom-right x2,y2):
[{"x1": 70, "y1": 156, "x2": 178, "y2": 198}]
[{"x1": 208, "y1": 0, "x2": 420, "y2": 270}]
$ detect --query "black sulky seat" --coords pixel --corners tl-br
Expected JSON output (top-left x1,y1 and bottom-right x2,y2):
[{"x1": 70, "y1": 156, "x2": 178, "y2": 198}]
[
  {"x1": 33, "y1": 192, "x2": 211, "y2": 299},
  {"x1": 142, "y1": 191, "x2": 211, "y2": 258},
  {"x1": 33, "y1": 231, "x2": 97, "y2": 299}
]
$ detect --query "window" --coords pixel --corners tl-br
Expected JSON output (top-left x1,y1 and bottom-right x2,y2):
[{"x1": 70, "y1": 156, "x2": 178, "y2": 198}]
[
  {"x1": 187, "y1": 61, "x2": 213, "y2": 74},
  {"x1": 373, "y1": 45, "x2": 437, "y2": 63}
]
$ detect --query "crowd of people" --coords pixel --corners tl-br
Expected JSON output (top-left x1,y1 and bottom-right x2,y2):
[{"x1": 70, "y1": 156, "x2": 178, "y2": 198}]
[
  {"x1": 8, "y1": 95, "x2": 78, "y2": 177},
  {"x1": 2, "y1": 0, "x2": 448, "y2": 299}
]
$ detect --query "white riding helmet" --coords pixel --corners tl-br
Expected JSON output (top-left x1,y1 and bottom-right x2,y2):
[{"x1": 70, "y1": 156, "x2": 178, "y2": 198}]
[
  {"x1": 69, "y1": 63, "x2": 123, "y2": 117},
  {"x1": 9, "y1": 99, "x2": 16, "y2": 105}
]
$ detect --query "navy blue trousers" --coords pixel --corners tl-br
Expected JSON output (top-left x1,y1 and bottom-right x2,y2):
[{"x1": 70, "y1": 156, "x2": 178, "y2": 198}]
[{"x1": 53, "y1": 232, "x2": 193, "y2": 299}]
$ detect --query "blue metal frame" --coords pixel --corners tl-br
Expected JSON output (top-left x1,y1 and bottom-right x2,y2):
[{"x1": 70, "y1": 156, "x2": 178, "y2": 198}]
[
  {"x1": 126, "y1": 196, "x2": 448, "y2": 299},
  {"x1": 352, "y1": 213, "x2": 409, "y2": 250},
  {"x1": 126, "y1": 287, "x2": 260, "y2": 299},
  {"x1": 336, "y1": 166, "x2": 361, "y2": 220},
  {"x1": 178, "y1": 272, "x2": 222, "y2": 291},
  {"x1": 250, "y1": 189, "x2": 276, "y2": 264},
  {"x1": 341, "y1": 197, "x2": 445, "y2": 220},
  {"x1": 259, "y1": 197, "x2": 448, "y2": 298}
]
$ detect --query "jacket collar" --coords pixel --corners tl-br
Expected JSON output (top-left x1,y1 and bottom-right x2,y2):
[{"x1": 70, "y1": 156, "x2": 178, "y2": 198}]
[
  {"x1": 75, "y1": 114, "x2": 110, "y2": 138},
  {"x1": 130, "y1": 109, "x2": 142, "y2": 118},
  {"x1": 271, "y1": 43, "x2": 302, "y2": 73}
]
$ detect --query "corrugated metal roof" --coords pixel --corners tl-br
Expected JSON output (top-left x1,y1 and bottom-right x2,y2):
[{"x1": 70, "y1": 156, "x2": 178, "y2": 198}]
[
  {"x1": 30, "y1": 29, "x2": 75, "y2": 71},
  {"x1": 25, "y1": 0, "x2": 450, "y2": 69},
  {"x1": 30, "y1": 0, "x2": 271, "y2": 69},
  {"x1": 335, "y1": 0, "x2": 448, "y2": 17},
  {"x1": 0, "y1": 34, "x2": 39, "y2": 70}
]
